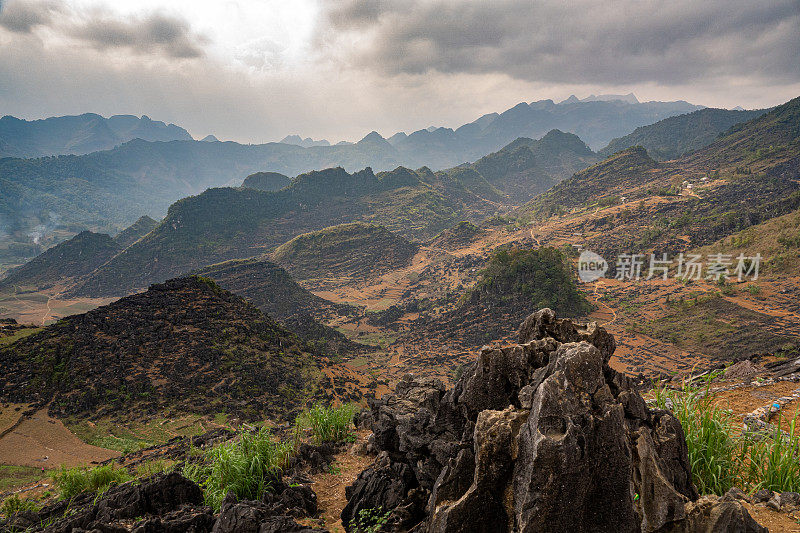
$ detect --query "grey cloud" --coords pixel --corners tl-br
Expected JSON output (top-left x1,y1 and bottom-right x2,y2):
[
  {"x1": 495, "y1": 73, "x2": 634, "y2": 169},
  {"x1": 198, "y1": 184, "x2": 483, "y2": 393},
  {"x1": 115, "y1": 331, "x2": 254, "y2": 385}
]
[
  {"x1": 0, "y1": 0, "x2": 62, "y2": 33},
  {"x1": 67, "y1": 10, "x2": 208, "y2": 58},
  {"x1": 318, "y1": 0, "x2": 800, "y2": 86},
  {"x1": 0, "y1": 0, "x2": 208, "y2": 59}
]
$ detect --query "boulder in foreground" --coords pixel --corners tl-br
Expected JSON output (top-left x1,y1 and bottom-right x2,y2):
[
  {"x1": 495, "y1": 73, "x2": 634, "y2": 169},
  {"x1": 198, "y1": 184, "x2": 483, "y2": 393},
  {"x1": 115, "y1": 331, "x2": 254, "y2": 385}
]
[{"x1": 343, "y1": 309, "x2": 765, "y2": 533}]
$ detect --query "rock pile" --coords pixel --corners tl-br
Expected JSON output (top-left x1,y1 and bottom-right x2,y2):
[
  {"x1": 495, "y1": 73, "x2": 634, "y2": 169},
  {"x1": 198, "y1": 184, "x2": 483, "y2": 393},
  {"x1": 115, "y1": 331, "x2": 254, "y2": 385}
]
[{"x1": 343, "y1": 309, "x2": 766, "y2": 532}]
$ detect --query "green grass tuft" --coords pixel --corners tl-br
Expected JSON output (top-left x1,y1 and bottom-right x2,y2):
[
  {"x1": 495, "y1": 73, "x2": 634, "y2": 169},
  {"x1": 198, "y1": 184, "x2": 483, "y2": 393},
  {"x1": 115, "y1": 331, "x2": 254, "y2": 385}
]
[
  {"x1": 349, "y1": 507, "x2": 392, "y2": 533},
  {"x1": 655, "y1": 382, "x2": 800, "y2": 495},
  {"x1": 183, "y1": 426, "x2": 293, "y2": 511},
  {"x1": 0, "y1": 494, "x2": 41, "y2": 518},
  {"x1": 295, "y1": 403, "x2": 358, "y2": 445},
  {"x1": 53, "y1": 464, "x2": 132, "y2": 500}
]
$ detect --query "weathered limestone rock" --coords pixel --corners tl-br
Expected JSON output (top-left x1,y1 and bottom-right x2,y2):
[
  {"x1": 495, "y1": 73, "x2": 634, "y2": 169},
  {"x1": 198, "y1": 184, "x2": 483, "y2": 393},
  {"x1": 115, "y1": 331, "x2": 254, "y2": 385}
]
[{"x1": 344, "y1": 309, "x2": 766, "y2": 533}]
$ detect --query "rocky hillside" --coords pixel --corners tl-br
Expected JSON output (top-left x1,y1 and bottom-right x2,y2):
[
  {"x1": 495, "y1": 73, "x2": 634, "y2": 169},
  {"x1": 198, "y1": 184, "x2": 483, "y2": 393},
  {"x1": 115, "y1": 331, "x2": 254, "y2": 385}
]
[
  {"x1": 0, "y1": 276, "x2": 322, "y2": 421},
  {"x1": 344, "y1": 309, "x2": 764, "y2": 532},
  {"x1": 468, "y1": 129, "x2": 600, "y2": 203},
  {"x1": 272, "y1": 223, "x2": 419, "y2": 281},
  {"x1": 70, "y1": 167, "x2": 488, "y2": 297},
  {"x1": 112, "y1": 215, "x2": 159, "y2": 248},
  {"x1": 408, "y1": 247, "x2": 593, "y2": 347},
  {"x1": 194, "y1": 259, "x2": 350, "y2": 319},
  {"x1": 193, "y1": 258, "x2": 364, "y2": 354},
  {"x1": 241, "y1": 171, "x2": 291, "y2": 191},
  {"x1": 521, "y1": 146, "x2": 659, "y2": 219},
  {"x1": 517, "y1": 96, "x2": 800, "y2": 257},
  {"x1": 599, "y1": 108, "x2": 767, "y2": 160},
  {"x1": 430, "y1": 221, "x2": 486, "y2": 251},
  {"x1": 0, "y1": 231, "x2": 120, "y2": 291}
]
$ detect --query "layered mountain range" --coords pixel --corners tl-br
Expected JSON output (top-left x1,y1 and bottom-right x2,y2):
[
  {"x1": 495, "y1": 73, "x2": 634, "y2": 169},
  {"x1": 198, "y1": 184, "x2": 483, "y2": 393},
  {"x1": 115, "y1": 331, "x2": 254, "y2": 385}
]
[
  {"x1": 0, "y1": 113, "x2": 192, "y2": 158},
  {"x1": 0, "y1": 97, "x2": 710, "y2": 266}
]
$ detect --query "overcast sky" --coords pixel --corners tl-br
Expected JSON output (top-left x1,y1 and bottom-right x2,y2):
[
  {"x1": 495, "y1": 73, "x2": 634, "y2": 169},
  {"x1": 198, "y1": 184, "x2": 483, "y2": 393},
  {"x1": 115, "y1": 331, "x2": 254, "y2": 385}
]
[{"x1": 1, "y1": 0, "x2": 798, "y2": 143}]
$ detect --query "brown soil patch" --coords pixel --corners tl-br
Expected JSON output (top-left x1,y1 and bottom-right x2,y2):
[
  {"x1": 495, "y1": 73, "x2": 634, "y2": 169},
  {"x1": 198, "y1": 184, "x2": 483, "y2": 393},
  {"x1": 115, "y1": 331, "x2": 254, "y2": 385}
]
[
  {"x1": 0, "y1": 287, "x2": 114, "y2": 326},
  {"x1": 709, "y1": 381, "x2": 800, "y2": 420},
  {"x1": 0, "y1": 408, "x2": 119, "y2": 468},
  {"x1": 744, "y1": 502, "x2": 800, "y2": 532},
  {"x1": 310, "y1": 430, "x2": 374, "y2": 532}
]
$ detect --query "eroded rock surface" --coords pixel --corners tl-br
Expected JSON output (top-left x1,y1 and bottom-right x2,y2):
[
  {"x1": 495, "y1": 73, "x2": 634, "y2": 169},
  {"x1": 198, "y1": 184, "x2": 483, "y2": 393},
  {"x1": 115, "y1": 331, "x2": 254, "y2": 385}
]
[{"x1": 344, "y1": 309, "x2": 765, "y2": 532}]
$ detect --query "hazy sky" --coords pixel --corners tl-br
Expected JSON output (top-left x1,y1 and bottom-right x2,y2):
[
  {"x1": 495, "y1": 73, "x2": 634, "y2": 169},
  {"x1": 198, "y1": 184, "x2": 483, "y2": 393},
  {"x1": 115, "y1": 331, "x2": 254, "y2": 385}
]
[{"x1": 1, "y1": 0, "x2": 798, "y2": 143}]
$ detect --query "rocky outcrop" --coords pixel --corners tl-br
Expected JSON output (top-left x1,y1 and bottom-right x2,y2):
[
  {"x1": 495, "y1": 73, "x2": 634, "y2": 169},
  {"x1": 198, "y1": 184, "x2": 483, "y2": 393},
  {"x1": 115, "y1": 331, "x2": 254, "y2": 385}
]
[
  {"x1": 212, "y1": 485, "x2": 324, "y2": 533},
  {"x1": 0, "y1": 474, "x2": 326, "y2": 533},
  {"x1": 1, "y1": 473, "x2": 207, "y2": 533},
  {"x1": 343, "y1": 309, "x2": 765, "y2": 532}
]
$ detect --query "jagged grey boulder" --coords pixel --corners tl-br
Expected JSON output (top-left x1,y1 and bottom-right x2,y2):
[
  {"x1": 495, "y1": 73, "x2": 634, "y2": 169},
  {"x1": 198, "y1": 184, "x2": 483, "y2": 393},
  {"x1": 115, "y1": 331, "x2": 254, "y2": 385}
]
[{"x1": 344, "y1": 309, "x2": 765, "y2": 533}]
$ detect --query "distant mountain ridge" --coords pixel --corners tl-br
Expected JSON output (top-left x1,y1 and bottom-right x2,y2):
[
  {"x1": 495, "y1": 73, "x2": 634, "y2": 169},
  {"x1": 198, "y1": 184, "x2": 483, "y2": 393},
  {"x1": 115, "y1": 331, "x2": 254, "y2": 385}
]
[
  {"x1": 599, "y1": 108, "x2": 767, "y2": 160},
  {"x1": 7, "y1": 130, "x2": 598, "y2": 295},
  {"x1": 0, "y1": 113, "x2": 193, "y2": 158},
  {"x1": 280, "y1": 135, "x2": 331, "y2": 147},
  {"x1": 349, "y1": 97, "x2": 702, "y2": 166},
  {"x1": 0, "y1": 97, "x2": 702, "y2": 267}
]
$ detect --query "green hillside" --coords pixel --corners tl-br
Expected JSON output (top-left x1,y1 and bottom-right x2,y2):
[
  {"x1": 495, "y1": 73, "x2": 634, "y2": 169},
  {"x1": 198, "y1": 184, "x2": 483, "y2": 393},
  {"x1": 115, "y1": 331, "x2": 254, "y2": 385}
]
[
  {"x1": 465, "y1": 247, "x2": 593, "y2": 316},
  {"x1": 113, "y1": 215, "x2": 159, "y2": 248},
  {"x1": 0, "y1": 138, "x2": 404, "y2": 266},
  {"x1": 0, "y1": 231, "x2": 120, "y2": 291},
  {"x1": 272, "y1": 223, "x2": 418, "y2": 281},
  {"x1": 241, "y1": 171, "x2": 291, "y2": 191},
  {"x1": 470, "y1": 129, "x2": 599, "y2": 203},
  {"x1": 71, "y1": 166, "x2": 495, "y2": 296},
  {"x1": 599, "y1": 108, "x2": 767, "y2": 160}
]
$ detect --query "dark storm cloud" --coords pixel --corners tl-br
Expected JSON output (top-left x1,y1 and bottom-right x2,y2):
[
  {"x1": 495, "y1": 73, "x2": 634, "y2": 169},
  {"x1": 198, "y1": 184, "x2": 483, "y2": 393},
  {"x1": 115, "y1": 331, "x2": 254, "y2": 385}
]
[
  {"x1": 0, "y1": 0, "x2": 208, "y2": 58},
  {"x1": 0, "y1": 0, "x2": 62, "y2": 33},
  {"x1": 318, "y1": 0, "x2": 800, "y2": 85}
]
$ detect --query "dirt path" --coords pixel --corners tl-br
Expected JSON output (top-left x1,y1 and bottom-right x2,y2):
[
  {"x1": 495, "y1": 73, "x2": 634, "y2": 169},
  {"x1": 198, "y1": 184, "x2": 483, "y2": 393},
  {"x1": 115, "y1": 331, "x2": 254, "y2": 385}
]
[
  {"x1": 529, "y1": 228, "x2": 541, "y2": 247},
  {"x1": 308, "y1": 431, "x2": 374, "y2": 532},
  {"x1": 41, "y1": 296, "x2": 53, "y2": 326},
  {"x1": 389, "y1": 345, "x2": 403, "y2": 367},
  {"x1": 589, "y1": 280, "x2": 617, "y2": 326}
]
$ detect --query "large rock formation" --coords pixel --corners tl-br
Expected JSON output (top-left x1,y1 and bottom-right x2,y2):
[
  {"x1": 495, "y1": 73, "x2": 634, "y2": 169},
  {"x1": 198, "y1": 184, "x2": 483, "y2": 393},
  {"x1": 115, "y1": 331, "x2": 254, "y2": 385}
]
[{"x1": 343, "y1": 309, "x2": 765, "y2": 532}]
